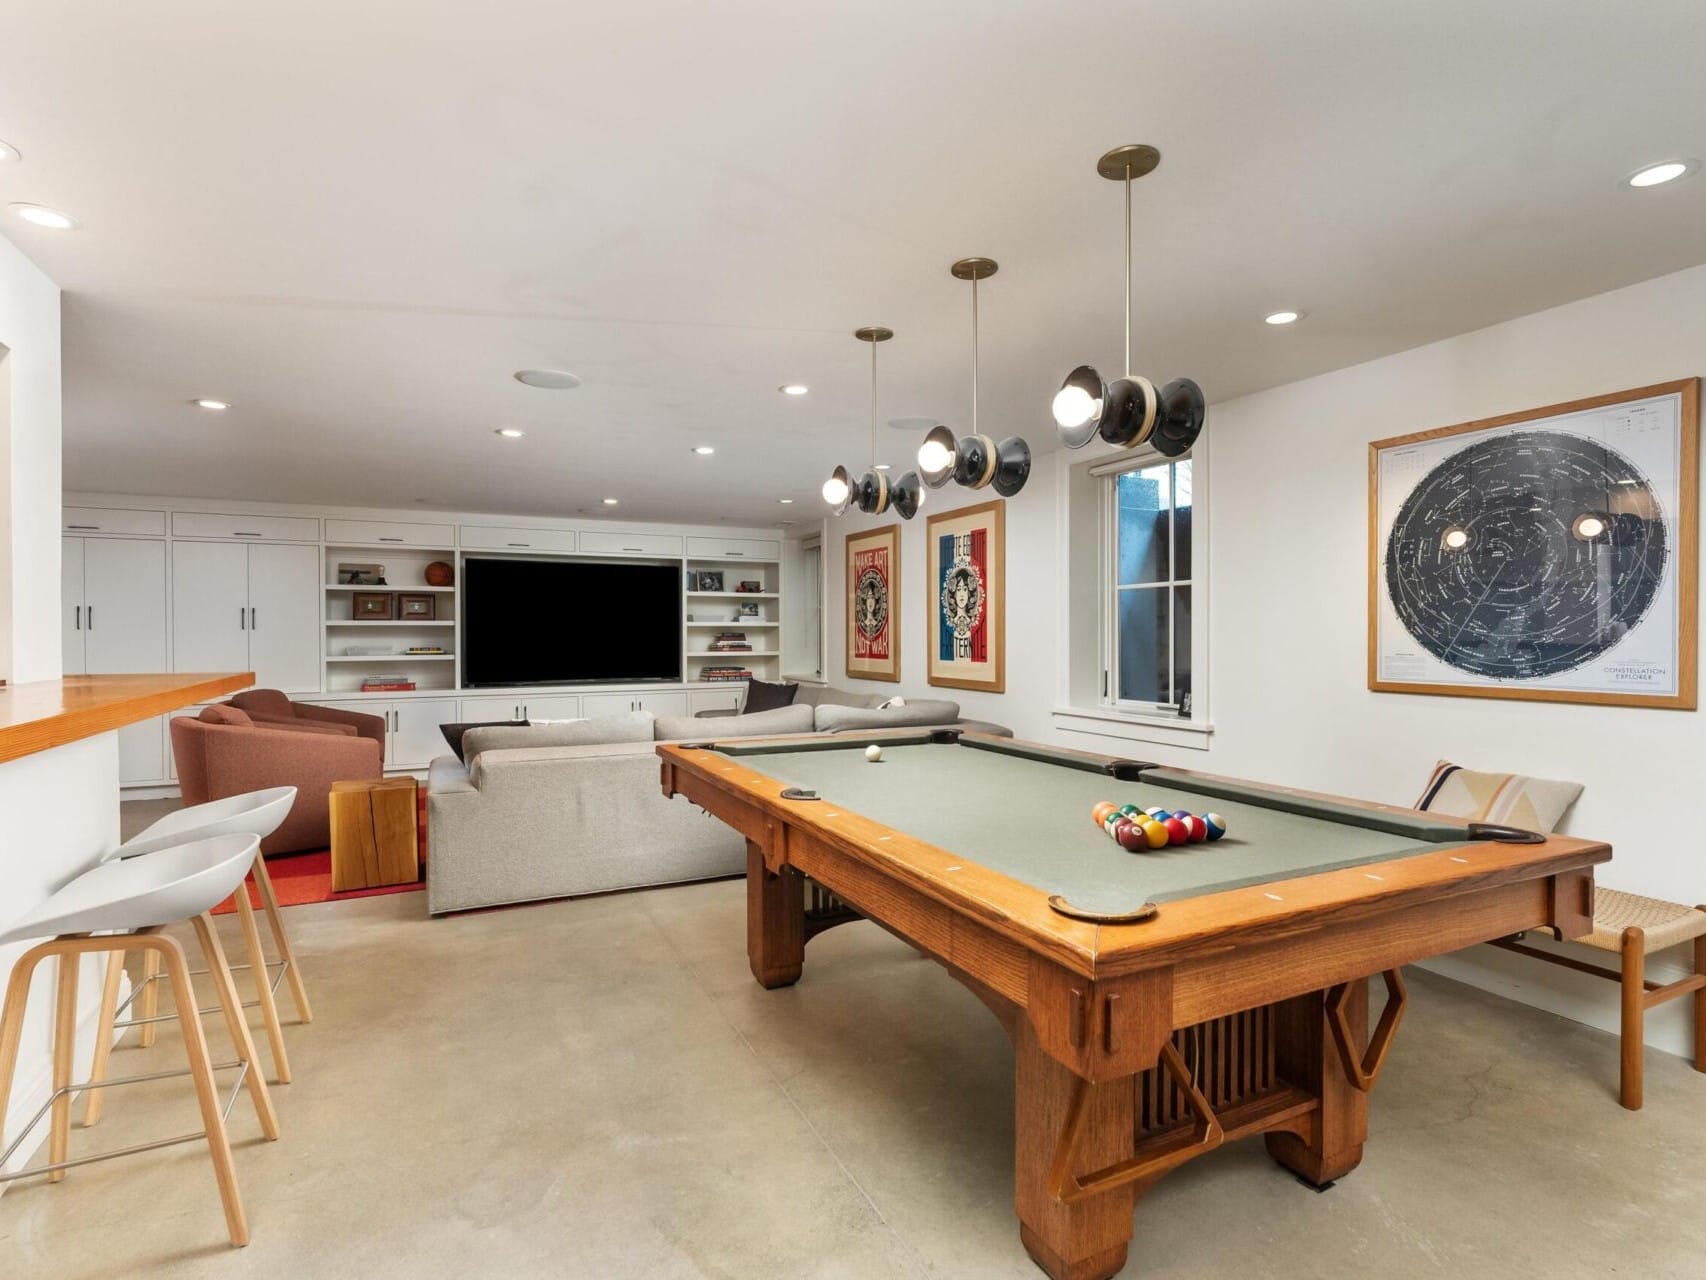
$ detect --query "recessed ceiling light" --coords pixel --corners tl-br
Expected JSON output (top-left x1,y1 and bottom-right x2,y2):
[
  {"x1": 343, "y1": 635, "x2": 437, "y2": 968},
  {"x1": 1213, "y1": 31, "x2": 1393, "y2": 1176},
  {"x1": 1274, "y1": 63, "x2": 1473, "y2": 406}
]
[
  {"x1": 513, "y1": 369, "x2": 582, "y2": 390},
  {"x1": 0, "y1": 140, "x2": 19, "y2": 164},
  {"x1": 601, "y1": 497, "x2": 619, "y2": 505},
  {"x1": 693, "y1": 445, "x2": 716, "y2": 456},
  {"x1": 1264, "y1": 310, "x2": 1302, "y2": 326},
  {"x1": 779, "y1": 498, "x2": 795, "y2": 504},
  {"x1": 10, "y1": 203, "x2": 78, "y2": 230},
  {"x1": 192, "y1": 398, "x2": 230, "y2": 411},
  {"x1": 779, "y1": 384, "x2": 809, "y2": 396},
  {"x1": 494, "y1": 427, "x2": 525, "y2": 439},
  {"x1": 1626, "y1": 160, "x2": 1696, "y2": 189}
]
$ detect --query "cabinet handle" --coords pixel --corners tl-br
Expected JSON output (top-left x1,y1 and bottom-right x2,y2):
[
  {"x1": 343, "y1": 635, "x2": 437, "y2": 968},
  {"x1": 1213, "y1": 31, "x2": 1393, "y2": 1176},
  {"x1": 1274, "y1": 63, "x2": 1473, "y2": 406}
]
[
  {"x1": 74, "y1": 605, "x2": 81, "y2": 630},
  {"x1": 622, "y1": 547, "x2": 643, "y2": 553},
  {"x1": 87, "y1": 606, "x2": 94, "y2": 630},
  {"x1": 233, "y1": 531, "x2": 261, "y2": 537},
  {"x1": 379, "y1": 537, "x2": 404, "y2": 543},
  {"x1": 240, "y1": 607, "x2": 246, "y2": 630},
  {"x1": 67, "y1": 524, "x2": 99, "y2": 531},
  {"x1": 726, "y1": 551, "x2": 744, "y2": 556},
  {"x1": 507, "y1": 542, "x2": 530, "y2": 547},
  {"x1": 250, "y1": 606, "x2": 257, "y2": 629}
]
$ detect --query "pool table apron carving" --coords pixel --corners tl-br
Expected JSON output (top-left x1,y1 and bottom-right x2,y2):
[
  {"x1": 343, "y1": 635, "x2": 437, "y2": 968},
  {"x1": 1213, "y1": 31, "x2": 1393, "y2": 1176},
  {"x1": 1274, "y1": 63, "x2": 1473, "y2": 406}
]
[{"x1": 658, "y1": 732, "x2": 1608, "y2": 1280}]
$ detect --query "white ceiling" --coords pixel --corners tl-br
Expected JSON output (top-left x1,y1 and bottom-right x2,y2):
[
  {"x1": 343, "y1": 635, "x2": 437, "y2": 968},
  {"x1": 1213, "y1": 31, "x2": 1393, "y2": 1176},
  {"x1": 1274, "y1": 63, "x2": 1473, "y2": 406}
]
[{"x1": 5, "y1": 0, "x2": 1706, "y2": 523}]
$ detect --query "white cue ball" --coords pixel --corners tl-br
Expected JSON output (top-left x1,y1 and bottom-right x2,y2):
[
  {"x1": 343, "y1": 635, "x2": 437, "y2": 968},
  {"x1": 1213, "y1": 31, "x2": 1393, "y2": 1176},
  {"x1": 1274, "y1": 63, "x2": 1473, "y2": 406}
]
[{"x1": 865, "y1": 744, "x2": 883, "y2": 762}]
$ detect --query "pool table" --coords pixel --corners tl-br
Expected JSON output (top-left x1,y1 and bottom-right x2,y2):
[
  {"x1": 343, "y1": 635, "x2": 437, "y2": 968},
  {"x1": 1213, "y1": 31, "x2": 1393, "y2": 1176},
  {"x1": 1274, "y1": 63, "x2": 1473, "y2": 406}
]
[{"x1": 658, "y1": 730, "x2": 1609, "y2": 1280}]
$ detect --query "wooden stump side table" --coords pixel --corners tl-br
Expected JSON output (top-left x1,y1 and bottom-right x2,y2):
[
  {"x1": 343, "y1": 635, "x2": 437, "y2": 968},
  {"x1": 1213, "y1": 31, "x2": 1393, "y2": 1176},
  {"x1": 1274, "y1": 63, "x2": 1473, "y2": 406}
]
[{"x1": 329, "y1": 777, "x2": 419, "y2": 892}]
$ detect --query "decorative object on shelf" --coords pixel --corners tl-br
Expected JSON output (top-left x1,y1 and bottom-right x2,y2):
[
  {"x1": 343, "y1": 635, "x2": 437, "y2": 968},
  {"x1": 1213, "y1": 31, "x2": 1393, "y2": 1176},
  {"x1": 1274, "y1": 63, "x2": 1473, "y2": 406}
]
[
  {"x1": 736, "y1": 601, "x2": 760, "y2": 619},
  {"x1": 397, "y1": 593, "x2": 436, "y2": 619},
  {"x1": 846, "y1": 523, "x2": 900, "y2": 682},
  {"x1": 735, "y1": 580, "x2": 763, "y2": 593},
  {"x1": 695, "y1": 570, "x2": 725, "y2": 593},
  {"x1": 927, "y1": 498, "x2": 1004, "y2": 692},
  {"x1": 424, "y1": 560, "x2": 454, "y2": 587},
  {"x1": 352, "y1": 593, "x2": 395, "y2": 620},
  {"x1": 914, "y1": 257, "x2": 1030, "y2": 499},
  {"x1": 1050, "y1": 145, "x2": 1205, "y2": 460},
  {"x1": 344, "y1": 644, "x2": 396, "y2": 656},
  {"x1": 338, "y1": 562, "x2": 385, "y2": 586},
  {"x1": 1371, "y1": 378, "x2": 1699, "y2": 709}
]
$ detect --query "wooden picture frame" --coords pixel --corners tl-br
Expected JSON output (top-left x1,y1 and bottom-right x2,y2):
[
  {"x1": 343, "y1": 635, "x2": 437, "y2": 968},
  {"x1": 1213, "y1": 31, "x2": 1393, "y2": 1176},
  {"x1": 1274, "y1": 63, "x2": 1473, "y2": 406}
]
[
  {"x1": 353, "y1": 592, "x2": 395, "y2": 620},
  {"x1": 927, "y1": 499, "x2": 1005, "y2": 693},
  {"x1": 1369, "y1": 378, "x2": 1699, "y2": 709},
  {"x1": 846, "y1": 524, "x2": 900, "y2": 683},
  {"x1": 397, "y1": 593, "x2": 436, "y2": 619}
]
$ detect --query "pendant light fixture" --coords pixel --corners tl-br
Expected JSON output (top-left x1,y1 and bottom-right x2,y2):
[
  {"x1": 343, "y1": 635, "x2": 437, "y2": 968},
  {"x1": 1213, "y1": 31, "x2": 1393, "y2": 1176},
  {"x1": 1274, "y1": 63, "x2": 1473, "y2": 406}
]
[
  {"x1": 915, "y1": 257, "x2": 1032, "y2": 498},
  {"x1": 1051, "y1": 145, "x2": 1205, "y2": 458},
  {"x1": 853, "y1": 326, "x2": 895, "y2": 515}
]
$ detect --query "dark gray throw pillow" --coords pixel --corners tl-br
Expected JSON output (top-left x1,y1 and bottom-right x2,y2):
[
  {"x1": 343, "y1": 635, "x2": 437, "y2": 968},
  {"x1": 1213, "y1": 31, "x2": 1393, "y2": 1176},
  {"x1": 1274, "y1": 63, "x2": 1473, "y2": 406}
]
[
  {"x1": 741, "y1": 678, "x2": 798, "y2": 714},
  {"x1": 440, "y1": 720, "x2": 527, "y2": 762}
]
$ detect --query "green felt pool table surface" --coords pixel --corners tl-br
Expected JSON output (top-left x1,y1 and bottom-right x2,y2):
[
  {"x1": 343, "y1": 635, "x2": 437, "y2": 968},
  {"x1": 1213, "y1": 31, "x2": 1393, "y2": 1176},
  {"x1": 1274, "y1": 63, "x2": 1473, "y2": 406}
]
[{"x1": 712, "y1": 735, "x2": 1482, "y2": 917}]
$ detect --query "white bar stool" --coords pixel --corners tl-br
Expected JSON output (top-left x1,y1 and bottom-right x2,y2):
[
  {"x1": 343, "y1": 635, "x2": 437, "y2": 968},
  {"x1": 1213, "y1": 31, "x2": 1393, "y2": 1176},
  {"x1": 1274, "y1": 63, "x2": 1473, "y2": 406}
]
[
  {"x1": 0, "y1": 834, "x2": 280, "y2": 1247},
  {"x1": 86, "y1": 786, "x2": 308, "y2": 1109}
]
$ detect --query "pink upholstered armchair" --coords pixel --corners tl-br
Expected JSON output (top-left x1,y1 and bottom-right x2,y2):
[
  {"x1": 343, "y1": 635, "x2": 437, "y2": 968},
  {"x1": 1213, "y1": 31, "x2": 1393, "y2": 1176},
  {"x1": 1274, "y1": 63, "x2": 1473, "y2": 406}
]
[
  {"x1": 170, "y1": 703, "x2": 384, "y2": 854},
  {"x1": 223, "y1": 689, "x2": 387, "y2": 748}
]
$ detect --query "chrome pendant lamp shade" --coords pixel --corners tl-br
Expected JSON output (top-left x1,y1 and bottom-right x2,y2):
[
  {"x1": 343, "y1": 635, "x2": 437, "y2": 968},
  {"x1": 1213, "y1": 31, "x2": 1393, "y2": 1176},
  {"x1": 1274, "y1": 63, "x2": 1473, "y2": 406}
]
[
  {"x1": 1053, "y1": 145, "x2": 1204, "y2": 458},
  {"x1": 891, "y1": 469, "x2": 925, "y2": 519},
  {"x1": 821, "y1": 465, "x2": 853, "y2": 513},
  {"x1": 913, "y1": 257, "x2": 1032, "y2": 500}
]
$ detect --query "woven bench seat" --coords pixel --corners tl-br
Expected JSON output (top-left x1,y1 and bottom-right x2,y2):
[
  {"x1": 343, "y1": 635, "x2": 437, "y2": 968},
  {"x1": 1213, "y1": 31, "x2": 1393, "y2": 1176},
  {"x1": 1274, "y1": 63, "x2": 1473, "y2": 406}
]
[{"x1": 1585, "y1": 890, "x2": 1706, "y2": 954}]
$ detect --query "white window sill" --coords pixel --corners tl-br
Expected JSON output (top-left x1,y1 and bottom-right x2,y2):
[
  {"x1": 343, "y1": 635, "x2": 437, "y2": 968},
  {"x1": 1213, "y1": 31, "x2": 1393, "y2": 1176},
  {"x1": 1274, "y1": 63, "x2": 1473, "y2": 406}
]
[{"x1": 1051, "y1": 705, "x2": 1215, "y2": 752}]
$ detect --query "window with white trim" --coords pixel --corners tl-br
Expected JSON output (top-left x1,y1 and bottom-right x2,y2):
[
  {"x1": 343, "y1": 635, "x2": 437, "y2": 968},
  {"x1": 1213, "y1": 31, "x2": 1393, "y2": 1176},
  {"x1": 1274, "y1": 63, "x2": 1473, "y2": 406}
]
[{"x1": 1104, "y1": 454, "x2": 1194, "y2": 713}]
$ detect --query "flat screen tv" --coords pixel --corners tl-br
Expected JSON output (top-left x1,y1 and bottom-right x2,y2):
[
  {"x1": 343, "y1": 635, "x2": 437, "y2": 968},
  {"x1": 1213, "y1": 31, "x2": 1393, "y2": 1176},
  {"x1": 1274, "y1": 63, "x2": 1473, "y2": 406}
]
[{"x1": 462, "y1": 557, "x2": 682, "y2": 686}]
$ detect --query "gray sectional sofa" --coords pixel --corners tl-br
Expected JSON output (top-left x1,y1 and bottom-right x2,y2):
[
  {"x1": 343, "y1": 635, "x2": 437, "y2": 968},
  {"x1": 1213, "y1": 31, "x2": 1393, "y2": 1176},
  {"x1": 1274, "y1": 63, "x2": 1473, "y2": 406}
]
[{"x1": 425, "y1": 685, "x2": 1010, "y2": 914}]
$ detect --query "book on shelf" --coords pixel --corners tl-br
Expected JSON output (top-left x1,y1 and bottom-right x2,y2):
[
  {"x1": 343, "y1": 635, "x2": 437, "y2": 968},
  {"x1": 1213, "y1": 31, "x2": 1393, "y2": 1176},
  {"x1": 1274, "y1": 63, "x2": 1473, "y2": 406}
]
[{"x1": 360, "y1": 679, "x2": 416, "y2": 692}]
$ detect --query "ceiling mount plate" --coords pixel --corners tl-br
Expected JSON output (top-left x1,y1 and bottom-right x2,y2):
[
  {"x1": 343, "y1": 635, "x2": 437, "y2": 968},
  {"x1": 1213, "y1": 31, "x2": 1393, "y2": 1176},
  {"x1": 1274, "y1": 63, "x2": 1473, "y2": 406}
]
[
  {"x1": 1097, "y1": 144, "x2": 1161, "y2": 182},
  {"x1": 853, "y1": 326, "x2": 894, "y2": 342},
  {"x1": 950, "y1": 257, "x2": 999, "y2": 281}
]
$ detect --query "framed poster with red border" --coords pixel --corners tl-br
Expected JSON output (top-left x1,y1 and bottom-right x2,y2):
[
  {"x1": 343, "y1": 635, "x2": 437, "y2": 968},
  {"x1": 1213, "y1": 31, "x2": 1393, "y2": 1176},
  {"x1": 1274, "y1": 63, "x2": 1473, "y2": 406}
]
[
  {"x1": 846, "y1": 524, "x2": 900, "y2": 683},
  {"x1": 927, "y1": 499, "x2": 1005, "y2": 693}
]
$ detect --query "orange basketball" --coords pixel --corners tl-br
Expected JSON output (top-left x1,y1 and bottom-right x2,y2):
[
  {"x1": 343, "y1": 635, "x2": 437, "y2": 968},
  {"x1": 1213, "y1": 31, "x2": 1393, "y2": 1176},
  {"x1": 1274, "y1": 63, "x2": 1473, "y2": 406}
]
[{"x1": 424, "y1": 561, "x2": 453, "y2": 587}]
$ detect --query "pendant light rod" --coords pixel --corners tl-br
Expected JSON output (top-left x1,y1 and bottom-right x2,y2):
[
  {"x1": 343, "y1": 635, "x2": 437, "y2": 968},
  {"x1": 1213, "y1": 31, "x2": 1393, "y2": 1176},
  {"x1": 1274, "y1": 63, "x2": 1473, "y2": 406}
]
[
  {"x1": 1124, "y1": 164, "x2": 1132, "y2": 378},
  {"x1": 950, "y1": 257, "x2": 998, "y2": 434},
  {"x1": 853, "y1": 325, "x2": 894, "y2": 470},
  {"x1": 1094, "y1": 144, "x2": 1159, "y2": 380}
]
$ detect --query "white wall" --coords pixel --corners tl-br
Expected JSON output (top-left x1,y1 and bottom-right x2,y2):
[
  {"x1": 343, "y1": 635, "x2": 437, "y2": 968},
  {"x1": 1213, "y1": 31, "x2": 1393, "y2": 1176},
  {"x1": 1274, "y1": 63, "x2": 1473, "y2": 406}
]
[
  {"x1": 0, "y1": 229, "x2": 62, "y2": 683},
  {"x1": 824, "y1": 261, "x2": 1706, "y2": 1057}
]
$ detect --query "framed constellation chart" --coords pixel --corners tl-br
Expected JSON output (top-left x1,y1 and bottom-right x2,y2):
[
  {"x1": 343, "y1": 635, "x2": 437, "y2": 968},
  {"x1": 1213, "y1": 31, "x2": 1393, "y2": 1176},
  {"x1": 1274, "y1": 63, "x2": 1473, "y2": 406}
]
[{"x1": 1369, "y1": 379, "x2": 1698, "y2": 709}]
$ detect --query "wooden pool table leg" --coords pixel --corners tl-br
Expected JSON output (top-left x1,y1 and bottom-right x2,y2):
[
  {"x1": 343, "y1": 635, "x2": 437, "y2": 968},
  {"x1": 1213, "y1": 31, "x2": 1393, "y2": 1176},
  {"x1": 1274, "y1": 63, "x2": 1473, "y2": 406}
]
[
  {"x1": 746, "y1": 841, "x2": 805, "y2": 989},
  {"x1": 1265, "y1": 984, "x2": 1369, "y2": 1187},
  {"x1": 1014, "y1": 1019, "x2": 1137, "y2": 1280}
]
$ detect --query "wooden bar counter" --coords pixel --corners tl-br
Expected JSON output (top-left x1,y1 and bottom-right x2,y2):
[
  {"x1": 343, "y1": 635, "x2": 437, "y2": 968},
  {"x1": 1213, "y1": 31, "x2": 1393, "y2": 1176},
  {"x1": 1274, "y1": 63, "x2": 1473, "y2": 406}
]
[{"x1": 0, "y1": 672, "x2": 255, "y2": 767}]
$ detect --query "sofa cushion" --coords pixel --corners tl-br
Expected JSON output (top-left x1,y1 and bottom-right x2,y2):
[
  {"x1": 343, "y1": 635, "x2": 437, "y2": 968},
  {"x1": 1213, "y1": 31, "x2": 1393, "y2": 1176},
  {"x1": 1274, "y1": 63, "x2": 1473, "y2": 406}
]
[
  {"x1": 461, "y1": 712, "x2": 654, "y2": 761},
  {"x1": 654, "y1": 703, "x2": 813, "y2": 742},
  {"x1": 814, "y1": 700, "x2": 961, "y2": 732},
  {"x1": 439, "y1": 720, "x2": 528, "y2": 762},
  {"x1": 199, "y1": 703, "x2": 253, "y2": 728},
  {"x1": 741, "y1": 678, "x2": 797, "y2": 714},
  {"x1": 1415, "y1": 760, "x2": 1583, "y2": 835},
  {"x1": 792, "y1": 685, "x2": 884, "y2": 710},
  {"x1": 264, "y1": 719, "x2": 357, "y2": 737},
  {"x1": 227, "y1": 689, "x2": 296, "y2": 718}
]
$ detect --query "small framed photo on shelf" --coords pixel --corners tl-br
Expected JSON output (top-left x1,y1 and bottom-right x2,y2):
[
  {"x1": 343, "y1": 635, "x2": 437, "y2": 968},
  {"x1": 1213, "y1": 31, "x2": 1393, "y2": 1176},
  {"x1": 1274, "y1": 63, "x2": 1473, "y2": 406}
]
[
  {"x1": 696, "y1": 570, "x2": 725, "y2": 593},
  {"x1": 397, "y1": 594, "x2": 436, "y2": 619},
  {"x1": 353, "y1": 592, "x2": 395, "y2": 620},
  {"x1": 338, "y1": 562, "x2": 387, "y2": 586}
]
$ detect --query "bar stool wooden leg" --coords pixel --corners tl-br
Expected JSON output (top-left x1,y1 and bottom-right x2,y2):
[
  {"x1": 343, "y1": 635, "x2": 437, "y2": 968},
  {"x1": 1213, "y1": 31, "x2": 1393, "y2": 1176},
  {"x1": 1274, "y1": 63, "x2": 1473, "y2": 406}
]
[
  {"x1": 81, "y1": 948, "x2": 127, "y2": 1127},
  {"x1": 48, "y1": 953, "x2": 81, "y2": 1183},
  {"x1": 250, "y1": 856, "x2": 312, "y2": 1024},
  {"x1": 148, "y1": 933, "x2": 249, "y2": 1246},
  {"x1": 189, "y1": 913, "x2": 280, "y2": 1142},
  {"x1": 1620, "y1": 926, "x2": 1645, "y2": 1111},
  {"x1": 0, "y1": 945, "x2": 51, "y2": 1164},
  {"x1": 137, "y1": 947, "x2": 161, "y2": 1047},
  {"x1": 231, "y1": 875, "x2": 291, "y2": 1084}
]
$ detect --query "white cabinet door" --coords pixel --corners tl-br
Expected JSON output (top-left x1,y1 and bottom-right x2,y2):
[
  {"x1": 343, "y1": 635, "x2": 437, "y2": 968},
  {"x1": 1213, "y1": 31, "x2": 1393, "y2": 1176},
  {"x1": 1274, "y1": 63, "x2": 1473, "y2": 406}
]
[
  {"x1": 576, "y1": 530, "x2": 684, "y2": 557},
  {"x1": 518, "y1": 693, "x2": 580, "y2": 720},
  {"x1": 389, "y1": 699, "x2": 460, "y2": 768},
  {"x1": 118, "y1": 717, "x2": 165, "y2": 784},
  {"x1": 460, "y1": 694, "x2": 525, "y2": 721},
  {"x1": 634, "y1": 692, "x2": 688, "y2": 717},
  {"x1": 172, "y1": 541, "x2": 250, "y2": 676},
  {"x1": 84, "y1": 538, "x2": 167, "y2": 674},
  {"x1": 62, "y1": 537, "x2": 86, "y2": 675},
  {"x1": 581, "y1": 691, "x2": 687, "y2": 718},
  {"x1": 323, "y1": 518, "x2": 453, "y2": 548},
  {"x1": 685, "y1": 536, "x2": 781, "y2": 562},
  {"x1": 246, "y1": 543, "x2": 321, "y2": 693}
]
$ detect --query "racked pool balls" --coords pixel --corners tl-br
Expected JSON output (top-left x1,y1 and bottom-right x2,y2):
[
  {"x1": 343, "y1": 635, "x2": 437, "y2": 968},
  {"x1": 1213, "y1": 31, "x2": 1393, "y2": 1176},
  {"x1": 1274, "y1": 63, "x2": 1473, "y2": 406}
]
[
  {"x1": 1183, "y1": 814, "x2": 1208, "y2": 843},
  {"x1": 1140, "y1": 818, "x2": 1169, "y2": 849},
  {"x1": 1161, "y1": 816, "x2": 1190, "y2": 845},
  {"x1": 1092, "y1": 801, "x2": 1118, "y2": 829},
  {"x1": 1115, "y1": 820, "x2": 1148, "y2": 852}
]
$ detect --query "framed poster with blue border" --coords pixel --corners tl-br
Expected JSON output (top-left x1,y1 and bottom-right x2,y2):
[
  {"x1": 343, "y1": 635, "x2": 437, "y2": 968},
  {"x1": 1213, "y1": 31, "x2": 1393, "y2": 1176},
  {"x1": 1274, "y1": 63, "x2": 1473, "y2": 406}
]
[
  {"x1": 927, "y1": 498, "x2": 1005, "y2": 693},
  {"x1": 1369, "y1": 378, "x2": 1698, "y2": 709}
]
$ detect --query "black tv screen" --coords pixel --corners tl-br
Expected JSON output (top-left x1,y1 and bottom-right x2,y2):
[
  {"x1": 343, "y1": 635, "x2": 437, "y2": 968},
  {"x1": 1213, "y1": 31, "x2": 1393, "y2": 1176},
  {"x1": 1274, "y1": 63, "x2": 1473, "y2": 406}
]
[{"x1": 462, "y1": 557, "x2": 682, "y2": 686}]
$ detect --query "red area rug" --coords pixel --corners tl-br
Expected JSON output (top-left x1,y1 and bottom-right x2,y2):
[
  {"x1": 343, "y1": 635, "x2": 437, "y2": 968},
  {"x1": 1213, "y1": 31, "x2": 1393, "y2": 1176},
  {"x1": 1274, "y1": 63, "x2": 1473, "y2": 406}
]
[{"x1": 213, "y1": 790, "x2": 427, "y2": 914}]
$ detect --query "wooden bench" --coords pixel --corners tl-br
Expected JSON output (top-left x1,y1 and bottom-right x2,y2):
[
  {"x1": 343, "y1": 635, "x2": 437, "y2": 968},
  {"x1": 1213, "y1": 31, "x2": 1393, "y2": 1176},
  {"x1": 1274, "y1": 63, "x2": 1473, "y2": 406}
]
[{"x1": 1492, "y1": 889, "x2": 1706, "y2": 1109}]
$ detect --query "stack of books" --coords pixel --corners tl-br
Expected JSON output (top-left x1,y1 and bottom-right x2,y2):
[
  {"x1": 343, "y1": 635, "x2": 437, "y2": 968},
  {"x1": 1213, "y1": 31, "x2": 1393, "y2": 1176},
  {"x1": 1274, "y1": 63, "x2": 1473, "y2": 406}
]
[
  {"x1": 360, "y1": 677, "x2": 416, "y2": 692},
  {"x1": 708, "y1": 631, "x2": 751, "y2": 652},
  {"x1": 700, "y1": 665, "x2": 753, "y2": 683}
]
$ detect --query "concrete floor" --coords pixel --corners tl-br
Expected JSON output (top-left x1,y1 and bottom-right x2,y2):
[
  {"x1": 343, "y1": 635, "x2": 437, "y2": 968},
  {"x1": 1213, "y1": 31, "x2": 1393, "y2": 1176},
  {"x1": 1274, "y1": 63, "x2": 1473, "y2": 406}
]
[{"x1": 4, "y1": 855, "x2": 1705, "y2": 1278}]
